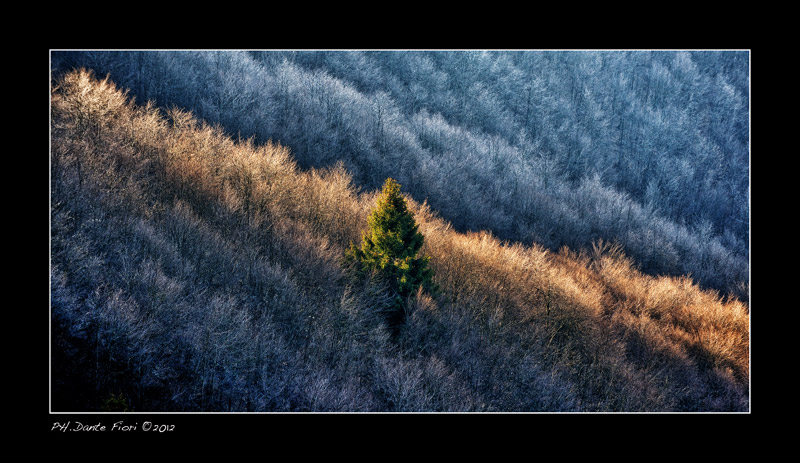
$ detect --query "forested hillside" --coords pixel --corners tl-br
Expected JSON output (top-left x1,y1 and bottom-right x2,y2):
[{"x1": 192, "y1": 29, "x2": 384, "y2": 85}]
[
  {"x1": 50, "y1": 69, "x2": 749, "y2": 412},
  {"x1": 51, "y1": 50, "x2": 749, "y2": 301}
]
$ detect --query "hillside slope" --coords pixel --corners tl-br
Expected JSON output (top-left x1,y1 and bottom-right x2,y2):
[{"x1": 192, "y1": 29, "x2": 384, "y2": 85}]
[
  {"x1": 50, "y1": 70, "x2": 749, "y2": 412},
  {"x1": 51, "y1": 50, "x2": 750, "y2": 301}
]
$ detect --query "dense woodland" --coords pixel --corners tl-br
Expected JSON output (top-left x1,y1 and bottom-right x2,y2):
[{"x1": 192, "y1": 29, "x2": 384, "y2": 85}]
[
  {"x1": 51, "y1": 50, "x2": 749, "y2": 300},
  {"x1": 50, "y1": 51, "x2": 750, "y2": 412}
]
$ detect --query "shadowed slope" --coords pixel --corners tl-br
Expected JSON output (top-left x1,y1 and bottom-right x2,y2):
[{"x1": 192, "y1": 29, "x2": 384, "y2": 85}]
[{"x1": 51, "y1": 70, "x2": 749, "y2": 411}]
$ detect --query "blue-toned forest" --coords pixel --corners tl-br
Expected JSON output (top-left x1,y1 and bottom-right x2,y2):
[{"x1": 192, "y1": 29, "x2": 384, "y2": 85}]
[
  {"x1": 50, "y1": 50, "x2": 749, "y2": 412},
  {"x1": 52, "y1": 50, "x2": 749, "y2": 299}
]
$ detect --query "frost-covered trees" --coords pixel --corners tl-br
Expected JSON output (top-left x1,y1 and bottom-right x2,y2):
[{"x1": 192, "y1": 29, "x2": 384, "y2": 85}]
[
  {"x1": 50, "y1": 71, "x2": 750, "y2": 412},
  {"x1": 50, "y1": 50, "x2": 749, "y2": 300}
]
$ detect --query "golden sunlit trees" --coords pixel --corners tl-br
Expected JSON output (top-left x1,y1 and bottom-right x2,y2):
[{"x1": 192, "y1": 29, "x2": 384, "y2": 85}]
[{"x1": 51, "y1": 70, "x2": 749, "y2": 412}]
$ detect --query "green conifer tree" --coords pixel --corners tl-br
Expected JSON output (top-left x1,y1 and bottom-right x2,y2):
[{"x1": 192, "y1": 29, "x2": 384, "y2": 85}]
[{"x1": 346, "y1": 178, "x2": 435, "y2": 330}]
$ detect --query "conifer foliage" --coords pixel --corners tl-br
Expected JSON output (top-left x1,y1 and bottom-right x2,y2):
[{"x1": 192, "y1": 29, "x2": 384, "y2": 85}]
[{"x1": 347, "y1": 178, "x2": 435, "y2": 329}]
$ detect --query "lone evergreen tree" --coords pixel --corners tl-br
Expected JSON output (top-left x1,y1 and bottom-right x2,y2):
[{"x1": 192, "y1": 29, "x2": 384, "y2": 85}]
[{"x1": 346, "y1": 178, "x2": 435, "y2": 332}]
